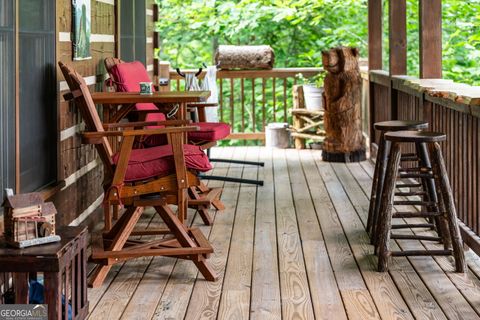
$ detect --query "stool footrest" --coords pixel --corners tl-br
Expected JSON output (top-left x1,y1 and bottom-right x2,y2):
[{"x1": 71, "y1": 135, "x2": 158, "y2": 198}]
[
  {"x1": 399, "y1": 173, "x2": 434, "y2": 179},
  {"x1": 399, "y1": 167, "x2": 432, "y2": 173},
  {"x1": 391, "y1": 234, "x2": 442, "y2": 241},
  {"x1": 391, "y1": 223, "x2": 435, "y2": 229},
  {"x1": 393, "y1": 200, "x2": 436, "y2": 206},
  {"x1": 396, "y1": 183, "x2": 423, "y2": 188},
  {"x1": 395, "y1": 191, "x2": 427, "y2": 196},
  {"x1": 393, "y1": 211, "x2": 443, "y2": 218},
  {"x1": 400, "y1": 156, "x2": 419, "y2": 161},
  {"x1": 390, "y1": 249, "x2": 452, "y2": 257}
]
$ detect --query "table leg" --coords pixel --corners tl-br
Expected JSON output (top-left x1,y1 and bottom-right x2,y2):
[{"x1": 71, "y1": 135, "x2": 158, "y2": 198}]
[
  {"x1": 44, "y1": 272, "x2": 62, "y2": 320},
  {"x1": 13, "y1": 272, "x2": 29, "y2": 304}
]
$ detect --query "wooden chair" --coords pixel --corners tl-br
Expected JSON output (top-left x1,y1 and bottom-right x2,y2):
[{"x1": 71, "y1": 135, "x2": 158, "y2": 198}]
[
  {"x1": 104, "y1": 57, "x2": 225, "y2": 225},
  {"x1": 58, "y1": 62, "x2": 218, "y2": 287}
]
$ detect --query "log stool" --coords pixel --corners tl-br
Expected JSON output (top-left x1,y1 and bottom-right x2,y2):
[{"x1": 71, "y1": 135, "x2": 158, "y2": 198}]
[
  {"x1": 367, "y1": 120, "x2": 429, "y2": 244},
  {"x1": 376, "y1": 131, "x2": 466, "y2": 273}
]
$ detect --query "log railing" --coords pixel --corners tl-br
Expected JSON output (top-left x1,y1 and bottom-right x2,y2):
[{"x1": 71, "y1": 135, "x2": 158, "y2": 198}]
[
  {"x1": 168, "y1": 68, "x2": 323, "y2": 141},
  {"x1": 369, "y1": 70, "x2": 480, "y2": 255}
]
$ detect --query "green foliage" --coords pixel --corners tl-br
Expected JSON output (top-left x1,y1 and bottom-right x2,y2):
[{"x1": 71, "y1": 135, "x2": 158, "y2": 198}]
[{"x1": 156, "y1": 0, "x2": 368, "y2": 68}]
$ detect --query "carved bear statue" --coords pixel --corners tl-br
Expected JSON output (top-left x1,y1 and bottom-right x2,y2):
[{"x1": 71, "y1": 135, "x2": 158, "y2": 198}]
[{"x1": 321, "y1": 46, "x2": 366, "y2": 162}]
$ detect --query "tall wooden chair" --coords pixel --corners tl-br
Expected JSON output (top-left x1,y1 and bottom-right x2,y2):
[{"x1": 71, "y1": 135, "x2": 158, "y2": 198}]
[
  {"x1": 104, "y1": 57, "x2": 225, "y2": 225},
  {"x1": 59, "y1": 62, "x2": 218, "y2": 287}
]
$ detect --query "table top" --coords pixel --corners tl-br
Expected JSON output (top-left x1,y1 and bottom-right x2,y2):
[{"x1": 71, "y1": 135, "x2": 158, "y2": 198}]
[
  {"x1": 0, "y1": 226, "x2": 86, "y2": 258},
  {"x1": 91, "y1": 91, "x2": 211, "y2": 104}
]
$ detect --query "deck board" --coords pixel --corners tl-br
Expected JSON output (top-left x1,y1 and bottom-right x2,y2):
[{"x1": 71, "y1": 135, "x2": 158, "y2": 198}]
[{"x1": 88, "y1": 147, "x2": 480, "y2": 320}]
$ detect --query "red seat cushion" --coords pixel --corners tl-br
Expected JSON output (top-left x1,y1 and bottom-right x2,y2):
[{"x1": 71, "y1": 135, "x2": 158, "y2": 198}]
[
  {"x1": 188, "y1": 122, "x2": 231, "y2": 142},
  {"x1": 112, "y1": 144, "x2": 212, "y2": 182},
  {"x1": 109, "y1": 61, "x2": 165, "y2": 128}
]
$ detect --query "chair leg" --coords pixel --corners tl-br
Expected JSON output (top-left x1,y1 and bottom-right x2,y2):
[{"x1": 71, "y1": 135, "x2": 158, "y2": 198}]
[
  {"x1": 377, "y1": 142, "x2": 402, "y2": 272},
  {"x1": 155, "y1": 204, "x2": 218, "y2": 281},
  {"x1": 430, "y1": 142, "x2": 466, "y2": 273},
  {"x1": 189, "y1": 187, "x2": 214, "y2": 226},
  {"x1": 89, "y1": 206, "x2": 144, "y2": 287}
]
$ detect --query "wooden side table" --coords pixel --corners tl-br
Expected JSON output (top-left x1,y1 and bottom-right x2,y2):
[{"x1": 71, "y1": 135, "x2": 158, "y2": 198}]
[{"x1": 0, "y1": 226, "x2": 89, "y2": 320}]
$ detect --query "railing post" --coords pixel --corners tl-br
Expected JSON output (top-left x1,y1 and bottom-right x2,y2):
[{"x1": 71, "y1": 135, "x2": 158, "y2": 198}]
[
  {"x1": 419, "y1": 0, "x2": 442, "y2": 78},
  {"x1": 368, "y1": 0, "x2": 382, "y2": 70},
  {"x1": 159, "y1": 61, "x2": 170, "y2": 92},
  {"x1": 368, "y1": 0, "x2": 383, "y2": 142},
  {"x1": 389, "y1": 0, "x2": 407, "y2": 121}
]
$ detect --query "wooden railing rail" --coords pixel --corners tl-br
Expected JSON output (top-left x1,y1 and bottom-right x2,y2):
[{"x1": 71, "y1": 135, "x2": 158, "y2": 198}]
[
  {"x1": 368, "y1": 70, "x2": 480, "y2": 255},
  {"x1": 167, "y1": 67, "x2": 323, "y2": 141}
]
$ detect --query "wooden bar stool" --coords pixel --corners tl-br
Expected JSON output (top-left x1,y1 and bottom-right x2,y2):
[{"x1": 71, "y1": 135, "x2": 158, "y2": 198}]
[
  {"x1": 367, "y1": 120, "x2": 429, "y2": 244},
  {"x1": 376, "y1": 131, "x2": 466, "y2": 273}
]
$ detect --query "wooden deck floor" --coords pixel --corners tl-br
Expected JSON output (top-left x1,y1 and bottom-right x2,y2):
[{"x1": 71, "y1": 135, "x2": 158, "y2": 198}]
[{"x1": 87, "y1": 147, "x2": 480, "y2": 320}]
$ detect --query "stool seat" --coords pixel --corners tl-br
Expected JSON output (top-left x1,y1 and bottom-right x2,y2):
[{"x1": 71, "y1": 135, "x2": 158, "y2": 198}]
[
  {"x1": 374, "y1": 120, "x2": 429, "y2": 131},
  {"x1": 385, "y1": 131, "x2": 446, "y2": 143}
]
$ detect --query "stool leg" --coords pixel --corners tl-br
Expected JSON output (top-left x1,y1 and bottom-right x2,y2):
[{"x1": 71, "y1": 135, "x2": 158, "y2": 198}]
[
  {"x1": 368, "y1": 132, "x2": 384, "y2": 235},
  {"x1": 369, "y1": 132, "x2": 389, "y2": 244},
  {"x1": 416, "y1": 142, "x2": 450, "y2": 246},
  {"x1": 430, "y1": 142, "x2": 466, "y2": 273},
  {"x1": 377, "y1": 142, "x2": 402, "y2": 272}
]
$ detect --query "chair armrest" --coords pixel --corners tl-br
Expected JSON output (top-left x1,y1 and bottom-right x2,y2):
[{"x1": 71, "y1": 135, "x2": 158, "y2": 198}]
[
  {"x1": 82, "y1": 126, "x2": 199, "y2": 144},
  {"x1": 103, "y1": 120, "x2": 191, "y2": 130}
]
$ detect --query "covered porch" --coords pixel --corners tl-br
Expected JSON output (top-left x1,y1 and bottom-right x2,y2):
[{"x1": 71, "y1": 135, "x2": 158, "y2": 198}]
[
  {"x1": 1, "y1": 0, "x2": 480, "y2": 319},
  {"x1": 87, "y1": 147, "x2": 480, "y2": 320}
]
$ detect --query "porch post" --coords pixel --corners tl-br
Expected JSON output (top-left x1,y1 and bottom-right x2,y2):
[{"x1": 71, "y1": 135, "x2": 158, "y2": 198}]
[
  {"x1": 419, "y1": 0, "x2": 442, "y2": 78},
  {"x1": 368, "y1": 0, "x2": 383, "y2": 141},
  {"x1": 389, "y1": 0, "x2": 407, "y2": 75},
  {"x1": 368, "y1": 0, "x2": 382, "y2": 70}
]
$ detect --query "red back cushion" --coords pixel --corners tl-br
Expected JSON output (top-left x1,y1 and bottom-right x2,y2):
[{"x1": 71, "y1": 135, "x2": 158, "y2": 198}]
[{"x1": 110, "y1": 61, "x2": 166, "y2": 127}]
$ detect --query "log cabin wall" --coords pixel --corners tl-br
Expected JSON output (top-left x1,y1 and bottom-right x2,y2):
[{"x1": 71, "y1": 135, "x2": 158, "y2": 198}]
[{"x1": 53, "y1": 0, "x2": 155, "y2": 226}]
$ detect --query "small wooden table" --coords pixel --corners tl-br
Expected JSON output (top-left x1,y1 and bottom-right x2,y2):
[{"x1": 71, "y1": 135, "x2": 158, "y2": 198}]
[
  {"x1": 91, "y1": 91, "x2": 211, "y2": 123},
  {"x1": 0, "y1": 226, "x2": 88, "y2": 320}
]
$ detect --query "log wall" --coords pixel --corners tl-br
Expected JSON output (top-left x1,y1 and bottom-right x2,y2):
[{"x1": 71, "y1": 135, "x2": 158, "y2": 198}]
[{"x1": 54, "y1": 0, "x2": 155, "y2": 226}]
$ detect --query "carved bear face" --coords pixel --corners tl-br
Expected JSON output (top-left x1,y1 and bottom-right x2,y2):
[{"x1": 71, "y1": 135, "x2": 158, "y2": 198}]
[{"x1": 321, "y1": 47, "x2": 359, "y2": 74}]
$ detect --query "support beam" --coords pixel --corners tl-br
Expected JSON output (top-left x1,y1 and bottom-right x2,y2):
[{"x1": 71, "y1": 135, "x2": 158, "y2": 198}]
[
  {"x1": 419, "y1": 0, "x2": 442, "y2": 78},
  {"x1": 153, "y1": 4, "x2": 159, "y2": 82},
  {"x1": 389, "y1": 0, "x2": 407, "y2": 75},
  {"x1": 368, "y1": 0, "x2": 382, "y2": 70}
]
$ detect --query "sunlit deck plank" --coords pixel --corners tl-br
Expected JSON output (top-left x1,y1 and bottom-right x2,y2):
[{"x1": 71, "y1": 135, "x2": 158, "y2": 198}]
[
  {"x1": 183, "y1": 147, "x2": 243, "y2": 319},
  {"x1": 217, "y1": 147, "x2": 258, "y2": 319},
  {"x1": 273, "y1": 148, "x2": 315, "y2": 319},
  {"x1": 286, "y1": 150, "x2": 348, "y2": 319},
  {"x1": 302, "y1": 151, "x2": 381, "y2": 320},
  {"x1": 250, "y1": 147, "x2": 282, "y2": 320},
  {"x1": 151, "y1": 147, "x2": 232, "y2": 320}
]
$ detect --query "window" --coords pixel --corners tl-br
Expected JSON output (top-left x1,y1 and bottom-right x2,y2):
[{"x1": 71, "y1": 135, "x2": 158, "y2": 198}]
[
  {"x1": 0, "y1": 0, "x2": 16, "y2": 197},
  {"x1": 120, "y1": 0, "x2": 146, "y2": 64},
  {"x1": 19, "y1": 0, "x2": 57, "y2": 192}
]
